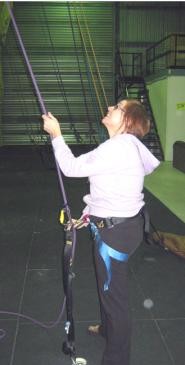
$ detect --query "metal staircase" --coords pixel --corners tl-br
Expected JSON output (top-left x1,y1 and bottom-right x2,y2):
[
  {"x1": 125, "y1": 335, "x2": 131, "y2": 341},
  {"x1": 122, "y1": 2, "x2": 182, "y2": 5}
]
[{"x1": 115, "y1": 52, "x2": 164, "y2": 161}]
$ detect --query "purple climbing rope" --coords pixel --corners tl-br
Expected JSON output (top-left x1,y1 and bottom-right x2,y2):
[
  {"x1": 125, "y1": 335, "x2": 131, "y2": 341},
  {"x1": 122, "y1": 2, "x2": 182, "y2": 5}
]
[{"x1": 5, "y1": 1, "x2": 74, "y2": 226}]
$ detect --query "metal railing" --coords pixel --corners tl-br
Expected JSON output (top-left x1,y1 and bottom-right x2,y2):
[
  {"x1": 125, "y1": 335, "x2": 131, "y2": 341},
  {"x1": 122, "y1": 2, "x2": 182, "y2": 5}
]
[
  {"x1": 115, "y1": 51, "x2": 143, "y2": 100},
  {"x1": 118, "y1": 51, "x2": 143, "y2": 78},
  {"x1": 146, "y1": 33, "x2": 185, "y2": 75}
]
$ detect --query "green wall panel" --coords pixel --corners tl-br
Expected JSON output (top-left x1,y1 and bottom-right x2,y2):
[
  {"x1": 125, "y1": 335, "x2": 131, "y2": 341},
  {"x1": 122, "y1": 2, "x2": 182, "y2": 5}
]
[
  {"x1": 2, "y1": 2, "x2": 115, "y2": 145},
  {"x1": 0, "y1": 2, "x2": 12, "y2": 146},
  {"x1": 147, "y1": 73, "x2": 185, "y2": 161}
]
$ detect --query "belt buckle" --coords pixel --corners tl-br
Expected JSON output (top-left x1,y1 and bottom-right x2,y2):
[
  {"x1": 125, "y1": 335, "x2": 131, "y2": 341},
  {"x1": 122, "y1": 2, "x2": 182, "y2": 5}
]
[{"x1": 97, "y1": 220, "x2": 104, "y2": 228}]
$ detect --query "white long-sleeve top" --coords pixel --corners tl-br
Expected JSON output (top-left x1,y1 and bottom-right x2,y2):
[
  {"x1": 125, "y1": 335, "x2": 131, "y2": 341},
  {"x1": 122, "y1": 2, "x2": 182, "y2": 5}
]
[{"x1": 52, "y1": 133, "x2": 160, "y2": 218}]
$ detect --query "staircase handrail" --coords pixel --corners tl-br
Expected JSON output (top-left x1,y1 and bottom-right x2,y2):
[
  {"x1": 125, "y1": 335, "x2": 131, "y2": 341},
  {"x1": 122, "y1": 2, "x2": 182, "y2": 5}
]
[
  {"x1": 146, "y1": 33, "x2": 185, "y2": 75},
  {"x1": 115, "y1": 50, "x2": 143, "y2": 100}
]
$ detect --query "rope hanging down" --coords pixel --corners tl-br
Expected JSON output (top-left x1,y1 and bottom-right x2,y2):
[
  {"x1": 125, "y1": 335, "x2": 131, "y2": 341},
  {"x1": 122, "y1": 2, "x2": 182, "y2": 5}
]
[
  {"x1": 4, "y1": 44, "x2": 45, "y2": 145},
  {"x1": 5, "y1": 3, "x2": 85, "y2": 365},
  {"x1": 80, "y1": 3, "x2": 109, "y2": 109},
  {"x1": 73, "y1": 3, "x2": 108, "y2": 118},
  {"x1": 5, "y1": 2, "x2": 72, "y2": 223},
  {"x1": 69, "y1": 3, "x2": 104, "y2": 143},
  {"x1": 67, "y1": 3, "x2": 97, "y2": 144},
  {"x1": 41, "y1": 3, "x2": 82, "y2": 144}
]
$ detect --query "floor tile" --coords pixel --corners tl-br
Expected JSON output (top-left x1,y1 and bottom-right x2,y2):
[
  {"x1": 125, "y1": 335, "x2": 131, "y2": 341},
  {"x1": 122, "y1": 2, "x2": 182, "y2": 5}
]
[
  {"x1": 29, "y1": 228, "x2": 63, "y2": 269},
  {"x1": 21, "y1": 269, "x2": 64, "y2": 323},
  {"x1": 0, "y1": 320, "x2": 17, "y2": 365},
  {"x1": 0, "y1": 268, "x2": 26, "y2": 320},
  {"x1": 130, "y1": 241, "x2": 185, "y2": 319},
  {"x1": 131, "y1": 319, "x2": 174, "y2": 365},
  {"x1": 157, "y1": 319, "x2": 185, "y2": 365}
]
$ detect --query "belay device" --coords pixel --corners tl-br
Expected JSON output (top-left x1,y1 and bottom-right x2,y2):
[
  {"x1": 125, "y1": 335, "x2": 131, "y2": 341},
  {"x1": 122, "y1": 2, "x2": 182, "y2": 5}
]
[
  {"x1": 62, "y1": 218, "x2": 87, "y2": 365},
  {"x1": 6, "y1": 3, "x2": 87, "y2": 365}
]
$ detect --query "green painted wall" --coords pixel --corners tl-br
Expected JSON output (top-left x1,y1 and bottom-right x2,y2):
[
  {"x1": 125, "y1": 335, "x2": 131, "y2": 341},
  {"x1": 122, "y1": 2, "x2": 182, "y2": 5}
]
[
  {"x1": 0, "y1": 2, "x2": 12, "y2": 145},
  {"x1": 0, "y1": 47, "x2": 3, "y2": 145},
  {"x1": 147, "y1": 74, "x2": 185, "y2": 161},
  {"x1": 2, "y1": 2, "x2": 115, "y2": 145},
  {"x1": 166, "y1": 76, "x2": 185, "y2": 160}
]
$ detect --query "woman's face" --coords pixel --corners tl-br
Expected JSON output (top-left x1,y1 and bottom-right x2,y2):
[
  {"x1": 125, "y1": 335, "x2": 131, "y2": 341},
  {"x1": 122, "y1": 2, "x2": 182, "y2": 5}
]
[{"x1": 102, "y1": 100, "x2": 127, "y2": 137}]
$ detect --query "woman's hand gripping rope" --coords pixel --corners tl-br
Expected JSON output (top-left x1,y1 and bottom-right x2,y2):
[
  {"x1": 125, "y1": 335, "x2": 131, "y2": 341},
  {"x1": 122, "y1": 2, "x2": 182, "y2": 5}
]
[{"x1": 42, "y1": 112, "x2": 62, "y2": 139}]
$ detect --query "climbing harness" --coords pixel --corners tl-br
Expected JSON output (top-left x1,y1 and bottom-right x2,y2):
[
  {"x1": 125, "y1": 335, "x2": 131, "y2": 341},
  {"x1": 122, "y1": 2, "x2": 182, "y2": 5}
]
[
  {"x1": 90, "y1": 222, "x2": 129, "y2": 291},
  {"x1": 89, "y1": 206, "x2": 151, "y2": 291},
  {"x1": 5, "y1": 3, "x2": 86, "y2": 365},
  {"x1": 62, "y1": 213, "x2": 130, "y2": 292}
]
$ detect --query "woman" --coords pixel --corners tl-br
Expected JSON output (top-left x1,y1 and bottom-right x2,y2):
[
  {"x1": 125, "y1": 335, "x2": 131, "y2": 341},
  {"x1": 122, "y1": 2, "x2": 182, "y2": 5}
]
[{"x1": 42, "y1": 99, "x2": 160, "y2": 365}]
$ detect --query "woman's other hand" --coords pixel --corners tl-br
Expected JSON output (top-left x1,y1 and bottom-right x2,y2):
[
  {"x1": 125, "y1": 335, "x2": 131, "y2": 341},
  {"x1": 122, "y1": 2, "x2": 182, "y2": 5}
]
[{"x1": 42, "y1": 112, "x2": 62, "y2": 139}]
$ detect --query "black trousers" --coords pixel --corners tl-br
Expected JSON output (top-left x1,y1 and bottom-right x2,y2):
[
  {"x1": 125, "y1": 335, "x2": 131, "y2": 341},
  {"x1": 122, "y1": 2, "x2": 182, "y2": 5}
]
[{"x1": 91, "y1": 214, "x2": 144, "y2": 365}]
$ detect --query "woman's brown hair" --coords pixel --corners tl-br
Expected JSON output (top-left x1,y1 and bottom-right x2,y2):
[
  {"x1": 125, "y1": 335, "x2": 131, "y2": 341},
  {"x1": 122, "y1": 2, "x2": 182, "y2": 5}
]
[{"x1": 121, "y1": 99, "x2": 150, "y2": 138}]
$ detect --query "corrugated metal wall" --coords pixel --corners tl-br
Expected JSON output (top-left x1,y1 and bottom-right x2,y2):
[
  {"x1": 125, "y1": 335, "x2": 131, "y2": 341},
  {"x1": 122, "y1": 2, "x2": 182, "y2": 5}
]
[
  {"x1": 120, "y1": 2, "x2": 185, "y2": 72},
  {"x1": 0, "y1": 2, "x2": 12, "y2": 146},
  {"x1": 2, "y1": 2, "x2": 115, "y2": 145}
]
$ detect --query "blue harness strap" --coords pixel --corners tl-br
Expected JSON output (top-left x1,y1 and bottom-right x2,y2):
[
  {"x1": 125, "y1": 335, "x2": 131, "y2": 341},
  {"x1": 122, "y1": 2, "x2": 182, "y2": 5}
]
[{"x1": 90, "y1": 222, "x2": 129, "y2": 291}]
